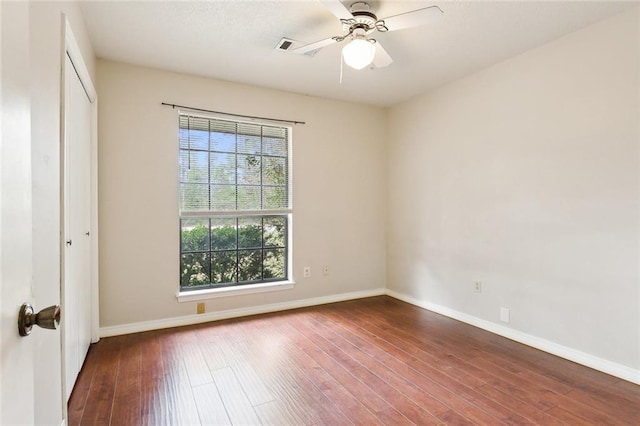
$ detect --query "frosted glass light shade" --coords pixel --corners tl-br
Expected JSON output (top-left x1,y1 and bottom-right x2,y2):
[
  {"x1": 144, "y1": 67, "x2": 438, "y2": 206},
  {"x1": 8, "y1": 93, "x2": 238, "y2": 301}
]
[{"x1": 342, "y1": 37, "x2": 375, "y2": 70}]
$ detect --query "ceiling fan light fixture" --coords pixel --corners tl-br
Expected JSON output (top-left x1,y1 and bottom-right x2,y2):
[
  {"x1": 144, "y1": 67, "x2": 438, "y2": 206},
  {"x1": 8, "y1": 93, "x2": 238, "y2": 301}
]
[{"x1": 342, "y1": 36, "x2": 375, "y2": 70}]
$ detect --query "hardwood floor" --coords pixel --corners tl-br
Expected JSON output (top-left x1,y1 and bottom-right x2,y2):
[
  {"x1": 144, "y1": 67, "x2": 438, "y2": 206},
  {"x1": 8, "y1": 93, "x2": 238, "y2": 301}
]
[{"x1": 68, "y1": 296, "x2": 639, "y2": 425}]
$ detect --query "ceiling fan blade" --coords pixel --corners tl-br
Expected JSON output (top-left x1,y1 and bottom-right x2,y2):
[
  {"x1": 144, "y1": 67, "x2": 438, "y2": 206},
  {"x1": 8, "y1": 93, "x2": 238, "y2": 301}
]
[
  {"x1": 373, "y1": 41, "x2": 393, "y2": 68},
  {"x1": 380, "y1": 6, "x2": 443, "y2": 32},
  {"x1": 291, "y1": 37, "x2": 338, "y2": 55},
  {"x1": 320, "y1": 0, "x2": 354, "y2": 21}
]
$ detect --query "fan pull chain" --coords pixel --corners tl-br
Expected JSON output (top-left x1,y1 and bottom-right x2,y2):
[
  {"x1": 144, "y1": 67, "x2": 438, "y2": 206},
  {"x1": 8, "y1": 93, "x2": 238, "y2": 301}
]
[{"x1": 339, "y1": 54, "x2": 344, "y2": 84}]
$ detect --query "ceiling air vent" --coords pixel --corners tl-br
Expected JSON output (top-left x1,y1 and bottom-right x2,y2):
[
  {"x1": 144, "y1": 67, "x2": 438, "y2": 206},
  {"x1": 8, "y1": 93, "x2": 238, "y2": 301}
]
[
  {"x1": 275, "y1": 38, "x2": 295, "y2": 51},
  {"x1": 275, "y1": 37, "x2": 319, "y2": 57}
]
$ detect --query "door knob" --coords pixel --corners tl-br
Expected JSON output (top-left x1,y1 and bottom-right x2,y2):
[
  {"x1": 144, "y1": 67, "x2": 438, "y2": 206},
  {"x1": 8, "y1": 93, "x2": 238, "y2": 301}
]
[{"x1": 18, "y1": 303, "x2": 61, "y2": 337}]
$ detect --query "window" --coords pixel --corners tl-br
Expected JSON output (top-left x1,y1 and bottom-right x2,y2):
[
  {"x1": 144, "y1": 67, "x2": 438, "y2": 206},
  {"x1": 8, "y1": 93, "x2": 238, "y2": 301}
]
[{"x1": 178, "y1": 114, "x2": 291, "y2": 291}]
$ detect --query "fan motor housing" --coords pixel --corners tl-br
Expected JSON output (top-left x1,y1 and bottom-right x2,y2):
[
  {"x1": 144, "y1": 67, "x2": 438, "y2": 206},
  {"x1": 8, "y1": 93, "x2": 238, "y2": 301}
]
[{"x1": 343, "y1": 2, "x2": 378, "y2": 33}]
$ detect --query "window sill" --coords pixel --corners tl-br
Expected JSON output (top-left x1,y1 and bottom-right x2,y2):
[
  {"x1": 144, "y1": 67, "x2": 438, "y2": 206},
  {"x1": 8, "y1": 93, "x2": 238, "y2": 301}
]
[{"x1": 176, "y1": 281, "x2": 295, "y2": 303}]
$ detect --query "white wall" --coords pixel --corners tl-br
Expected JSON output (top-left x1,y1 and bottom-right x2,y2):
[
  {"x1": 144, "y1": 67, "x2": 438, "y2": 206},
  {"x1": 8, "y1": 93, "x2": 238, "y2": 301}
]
[
  {"x1": 30, "y1": 1, "x2": 96, "y2": 424},
  {"x1": 387, "y1": 7, "x2": 639, "y2": 373},
  {"x1": 97, "y1": 61, "x2": 387, "y2": 328}
]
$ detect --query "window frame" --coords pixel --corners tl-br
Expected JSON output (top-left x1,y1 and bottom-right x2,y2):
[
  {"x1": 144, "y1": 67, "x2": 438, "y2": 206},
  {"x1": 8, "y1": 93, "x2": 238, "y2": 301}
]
[{"x1": 176, "y1": 111, "x2": 294, "y2": 300}]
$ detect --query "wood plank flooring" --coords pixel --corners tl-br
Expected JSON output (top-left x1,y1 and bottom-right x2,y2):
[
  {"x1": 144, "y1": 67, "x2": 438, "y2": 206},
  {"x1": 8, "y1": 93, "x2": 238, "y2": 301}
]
[{"x1": 68, "y1": 296, "x2": 640, "y2": 425}]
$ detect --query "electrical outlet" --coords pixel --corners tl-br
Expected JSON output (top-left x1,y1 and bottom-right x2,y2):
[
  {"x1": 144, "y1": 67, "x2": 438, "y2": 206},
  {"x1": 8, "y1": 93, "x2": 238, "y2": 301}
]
[
  {"x1": 500, "y1": 307, "x2": 510, "y2": 323},
  {"x1": 474, "y1": 281, "x2": 482, "y2": 293},
  {"x1": 197, "y1": 302, "x2": 205, "y2": 314},
  {"x1": 322, "y1": 265, "x2": 329, "y2": 276},
  {"x1": 303, "y1": 266, "x2": 311, "y2": 278}
]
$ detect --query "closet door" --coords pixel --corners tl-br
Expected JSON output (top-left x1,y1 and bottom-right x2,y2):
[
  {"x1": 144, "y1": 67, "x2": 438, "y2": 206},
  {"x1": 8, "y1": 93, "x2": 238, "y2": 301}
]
[{"x1": 63, "y1": 51, "x2": 92, "y2": 400}]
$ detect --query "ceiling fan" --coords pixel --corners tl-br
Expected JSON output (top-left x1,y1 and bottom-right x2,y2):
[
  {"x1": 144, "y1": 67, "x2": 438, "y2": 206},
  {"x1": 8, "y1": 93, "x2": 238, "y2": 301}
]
[{"x1": 290, "y1": 0, "x2": 443, "y2": 70}]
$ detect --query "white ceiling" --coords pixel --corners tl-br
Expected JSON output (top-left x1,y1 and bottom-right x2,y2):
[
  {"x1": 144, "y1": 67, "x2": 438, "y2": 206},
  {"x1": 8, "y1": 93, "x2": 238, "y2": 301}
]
[{"x1": 79, "y1": 0, "x2": 636, "y2": 107}]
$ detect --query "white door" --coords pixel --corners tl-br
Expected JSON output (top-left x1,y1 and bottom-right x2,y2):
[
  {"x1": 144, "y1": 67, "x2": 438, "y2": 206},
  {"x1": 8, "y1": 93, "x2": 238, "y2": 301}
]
[
  {"x1": 62, "y1": 52, "x2": 93, "y2": 401},
  {"x1": 0, "y1": 1, "x2": 37, "y2": 423}
]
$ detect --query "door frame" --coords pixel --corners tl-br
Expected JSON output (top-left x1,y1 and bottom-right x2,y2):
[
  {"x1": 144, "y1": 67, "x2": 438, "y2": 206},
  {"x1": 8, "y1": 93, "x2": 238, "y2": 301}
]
[{"x1": 59, "y1": 14, "x2": 99, "y2": 410}]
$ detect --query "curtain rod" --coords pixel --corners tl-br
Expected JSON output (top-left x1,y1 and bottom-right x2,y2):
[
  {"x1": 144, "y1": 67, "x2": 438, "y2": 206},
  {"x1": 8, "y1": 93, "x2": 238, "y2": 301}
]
[{"x1": 161, "y1": 102, "x2": 306, "y2": 125}]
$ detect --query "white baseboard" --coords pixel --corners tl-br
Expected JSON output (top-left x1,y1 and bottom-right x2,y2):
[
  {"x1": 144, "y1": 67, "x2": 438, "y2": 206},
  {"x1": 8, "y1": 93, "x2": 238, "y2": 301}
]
[
  {"x1": 100, "y1": 287, "x2": 386, "y2": 338},
  {"x1": 385, "y1": 289, "x2": 640, "y2": 385},
  {"x1": 99, "y1": 286, "x2": 639, "y2": 385}
]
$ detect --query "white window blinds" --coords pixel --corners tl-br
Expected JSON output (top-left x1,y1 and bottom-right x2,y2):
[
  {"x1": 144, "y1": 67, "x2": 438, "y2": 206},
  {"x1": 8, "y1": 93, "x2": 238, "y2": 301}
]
[{"x1": 179, "y1": 115, "x2": 290, "y2": 213}]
